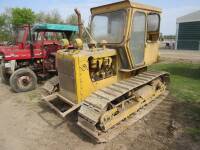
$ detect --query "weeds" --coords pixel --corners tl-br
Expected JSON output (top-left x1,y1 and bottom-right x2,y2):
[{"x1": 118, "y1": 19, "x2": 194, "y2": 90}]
[{"x1": 150, "y1": 63, "x2": 200, "y2": 103}]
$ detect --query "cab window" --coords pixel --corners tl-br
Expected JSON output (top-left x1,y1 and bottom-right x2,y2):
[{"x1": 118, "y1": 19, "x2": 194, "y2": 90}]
[
  {"x1": 147, "y1": 14, "x2": 160, "y2": 42},
  {"x1": 17, "y1": 29, "x2": 25, "y2": 43}
]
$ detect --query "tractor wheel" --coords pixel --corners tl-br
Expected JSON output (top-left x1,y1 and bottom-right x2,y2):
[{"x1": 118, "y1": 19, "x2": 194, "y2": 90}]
[
  {"x1": 0, "y1": 64, "x2": 10, "y2": 84},
  {"x1": 9, "y1": 68, "x2": 37, "y2": 93}
]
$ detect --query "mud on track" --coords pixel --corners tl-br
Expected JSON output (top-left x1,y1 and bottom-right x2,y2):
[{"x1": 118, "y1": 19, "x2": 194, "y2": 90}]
[{"x1": 0, "y1": 82, "x2": 199, "y2": 150}]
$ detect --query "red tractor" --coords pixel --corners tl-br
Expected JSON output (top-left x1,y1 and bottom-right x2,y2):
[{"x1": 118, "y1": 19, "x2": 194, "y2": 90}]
[{"x1": 0, "y1": 24, "x2": 78, "y2": 92}]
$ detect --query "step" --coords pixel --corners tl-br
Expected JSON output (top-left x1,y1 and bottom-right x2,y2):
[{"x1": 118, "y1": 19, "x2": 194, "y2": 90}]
[{"x1": 42, "y1": 93, "x2": 80, "y2": 118}]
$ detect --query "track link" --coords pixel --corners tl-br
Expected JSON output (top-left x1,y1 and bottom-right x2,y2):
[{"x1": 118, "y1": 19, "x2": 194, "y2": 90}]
[{"x1": 78, "y1": 71, "x2": 169, "y2": 142}]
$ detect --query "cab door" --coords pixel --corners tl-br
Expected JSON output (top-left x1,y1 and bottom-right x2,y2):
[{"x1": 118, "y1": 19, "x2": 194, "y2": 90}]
[
  {"x1": 129, "y1": 11, "x2": 146, "y2": 67},
  {"x1": 145, "y1": 13, "x2": 161, "y2": 65}
]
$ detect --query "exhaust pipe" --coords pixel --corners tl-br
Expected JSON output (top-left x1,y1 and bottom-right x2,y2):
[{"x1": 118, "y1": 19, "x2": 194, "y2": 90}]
[{"x1": 74, "y1": 8, "x2": 83, "y2": 39}]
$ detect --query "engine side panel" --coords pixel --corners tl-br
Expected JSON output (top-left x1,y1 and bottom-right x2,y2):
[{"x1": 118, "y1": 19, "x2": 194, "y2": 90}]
[
  {"x1": 144, "y1": 42, "x2": 160, "y2": 65},
  {"x1": 56, "y1": 49, "x2": 118, "y2": 104}
]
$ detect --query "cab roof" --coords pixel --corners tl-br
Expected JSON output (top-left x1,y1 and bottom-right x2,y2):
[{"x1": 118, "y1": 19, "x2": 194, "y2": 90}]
[
  {"x1": 91, "y1": 0, "x2": 161, "y2": 15},
  {"x1": 32, "y1": 23, "x2": 78, "y2": 32}
]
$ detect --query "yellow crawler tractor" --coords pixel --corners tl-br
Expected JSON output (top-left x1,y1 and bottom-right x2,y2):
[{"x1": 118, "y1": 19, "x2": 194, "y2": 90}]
[{"x1": 43, "y1": 0, "x2": 170, "y2": 143}]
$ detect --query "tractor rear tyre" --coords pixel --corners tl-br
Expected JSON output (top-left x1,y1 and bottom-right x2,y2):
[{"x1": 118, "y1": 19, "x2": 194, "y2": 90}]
[
  {"x1": 0, "y1": 64, "x2": 10, "y2": 84},
  {"x1": 9, "y1": 68, "x2": 37, "y2": 93}
]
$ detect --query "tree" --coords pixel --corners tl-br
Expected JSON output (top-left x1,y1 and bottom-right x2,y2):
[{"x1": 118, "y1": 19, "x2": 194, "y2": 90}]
[
  {"x1": 0, "y1": 9, "x2": 13, "y2": 42},
  {"x1": 2, "y1": 8, "x2": 12, "y2": 32},
  {"x1": 36, "y1": 10, "x2": 63, "y2": 24},
  {"x1": 35, "y1": 11, "x2": 46, "y2": 23},
  {"x1": 0, "y1": 14, "x2": 7, "y2": 42},
  {"x1": 66, "y1": 13, "x2": 78, "y2": 25},
  {"x1": 65, "y1": 13, "x2": 91, "y2": 42},
  {"x1": 48, "y1": 9, "x2": 63, "y2": 24},
  {"x1": 0, "y1": 7, "x2": 36, "y2": 42},
  {"x1": 0, "y1": 15, "x2": 5, "y2": 27},
  {"x1": 11, "y1": 8, "x2": 36, "y2": 27}
]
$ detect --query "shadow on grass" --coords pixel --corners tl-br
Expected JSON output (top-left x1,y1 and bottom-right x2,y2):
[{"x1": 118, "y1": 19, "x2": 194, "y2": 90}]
[
  {"x1": 150, "y1": 63, "x2": 200, "y2": 102},
  {"x1": 166, "y1": 67, "x2": 200, "y2": 80},
  {"x1": 151, "y1": 63, "x2": 200, "y2": 80}
]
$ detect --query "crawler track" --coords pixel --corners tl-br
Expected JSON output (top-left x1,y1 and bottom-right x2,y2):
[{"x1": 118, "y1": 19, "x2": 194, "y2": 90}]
[{"x1": 78, "y1": 71, "x2": 170, "y2": 142}]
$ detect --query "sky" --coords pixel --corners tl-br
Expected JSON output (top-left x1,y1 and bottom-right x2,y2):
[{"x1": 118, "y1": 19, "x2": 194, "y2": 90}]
[{"x1": 0, "y1": 0, "x2": 200, "y2": 35}]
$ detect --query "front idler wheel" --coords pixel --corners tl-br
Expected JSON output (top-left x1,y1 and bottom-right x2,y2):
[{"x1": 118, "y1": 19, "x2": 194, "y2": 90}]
[{"x1": 9, "y1": 68, "x2": 37, "y2": 93}]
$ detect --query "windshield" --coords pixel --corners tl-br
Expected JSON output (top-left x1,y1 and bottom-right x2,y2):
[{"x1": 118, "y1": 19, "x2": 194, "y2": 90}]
[
  {"x1": 34, "y1": 32, "x2": 66, "y2": 41},
  {"x1": 17, "y1": 29, "x2": 25, "y2": 43},
  {"x1": 91, "y1": 10, "x2": 126, "y2": 43}
]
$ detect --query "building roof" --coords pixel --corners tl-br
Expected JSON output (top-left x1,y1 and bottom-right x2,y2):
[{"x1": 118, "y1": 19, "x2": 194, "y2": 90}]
[
  {"x1": 32, "y1": 23, "x2": 78, "y2": 32},
  {"x1": 177, "y1": 10, "x2": 200, "y2": 23}
]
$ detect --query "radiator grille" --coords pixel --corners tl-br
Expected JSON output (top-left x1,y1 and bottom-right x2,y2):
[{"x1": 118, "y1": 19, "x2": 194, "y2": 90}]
[{"x1": 57, "y1": 57, "x2": 77, "y2": 102}]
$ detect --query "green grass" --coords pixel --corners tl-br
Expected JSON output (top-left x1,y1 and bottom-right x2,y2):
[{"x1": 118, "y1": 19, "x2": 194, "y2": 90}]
[
  {"x1": 187, "y1": 128, "x2": 200, "y2": 134},
  {"x1": 186, "y1": 128, "x2": 200, "y2": 140},
  {"x1": 150, "y1": 62, "x2": 200, "y2": 138},
  {"x1": 150, "y1": 62, "x2": 200, "y2": 103}
]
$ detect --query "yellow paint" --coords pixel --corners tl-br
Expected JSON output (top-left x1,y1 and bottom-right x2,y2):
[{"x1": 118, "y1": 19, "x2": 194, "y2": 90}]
[
  {"x1": 60, "y1": 39, "x2": 69, "y2": 48},
  {"x1": 57, "y1": 49, "x2": 118, "y2": 104},
  {"x1": 144, "y1": 42, "x2": 160, "y2": 65},
  {"x1": 103, "y1": 88, "x2": 164, "y2": 130},
  {"x1": 56, "y1": 1, "x2": 162, "y2": 105},
  {"x1": 73, "y1": 38, "x2": 83, "y2": 49},
  {"x1": 91, "y1": 1, "x2": 161, "y2": 15}
]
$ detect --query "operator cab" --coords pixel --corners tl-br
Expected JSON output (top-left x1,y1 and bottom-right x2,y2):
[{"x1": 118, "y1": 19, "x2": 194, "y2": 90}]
[{"x1": 90, "y1": 0, "x2": 161, "y2": 71}]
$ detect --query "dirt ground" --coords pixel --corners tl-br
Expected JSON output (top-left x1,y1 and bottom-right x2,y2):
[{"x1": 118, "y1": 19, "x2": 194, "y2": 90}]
[
  {"x1": 160, "y1": 49, "x2": 200, "y2": 63},
  {"x1": 0, "y1": 50, "x2": 200, "y2": 150}
]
